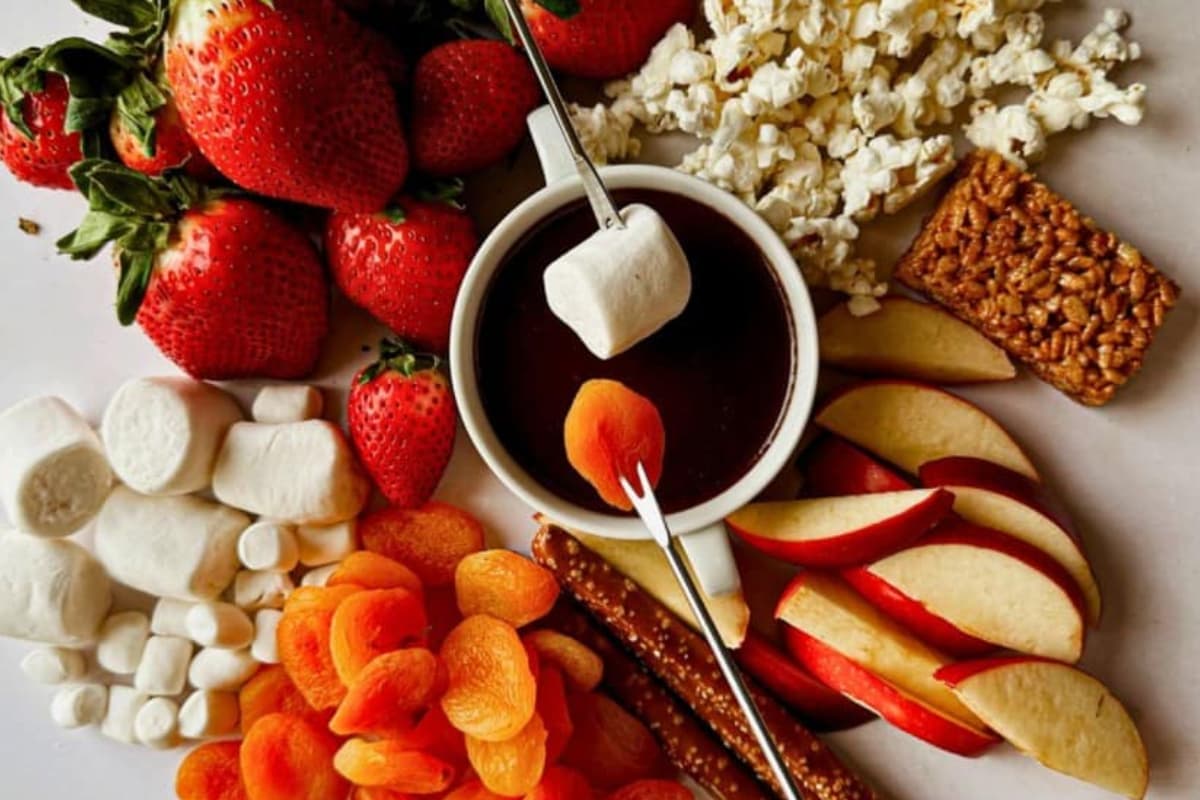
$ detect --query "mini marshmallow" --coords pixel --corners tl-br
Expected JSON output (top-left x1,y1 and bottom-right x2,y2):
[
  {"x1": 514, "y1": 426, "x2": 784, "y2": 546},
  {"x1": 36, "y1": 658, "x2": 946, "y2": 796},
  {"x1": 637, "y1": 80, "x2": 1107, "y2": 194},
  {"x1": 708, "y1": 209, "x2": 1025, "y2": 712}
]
[
  {"x1": 178, "y1": 690, "x2": 240, "y2": 739},
  {"x1": 0, "y1": 396, "x2": 112, "y2": 538},
  {"x1": 101, "y1": 377, "x2": 243, "y2": 497},
  {"x1": 299, "y1": 563, "x2": 340, "y2": 588},
  {"x1": 96, "y1": 611, "x2": 151, "y2": 675},
  {"x1": 134, "y1": 697, "x2": 181, "y2": 749},
  {"x1": 296, "y1": 520, "x2": 357, "y2": 567},
  {"x1": 189, "y1": 648, "x2": 259, "y2": 691},
  {"x1": 212, "y1": 421, "x2": 370, "y2": 525},
  {"x1": 95, "y1": 487, "x2": 247, "y2": 601},
  {"x1": 151, "y1": 598, "x2": 198, "y2": 638},
  {"x1": 20, "y1": 646, "x2": 86, "y2": 684},
  {"x1": 134, "y1": 636, "x2": 193, "y2": 696},
  {"x1": 0, "y1": 531, "x2": 112, "y2": 646},
  {"x1": 233, "y1": 570, "x2": 294, "y2": 610},
  {"x1": 51, "y1": 683, "x2": 108, "y2": 729},
  {"x1": 252, "y1": 385, "x2": 324, "y2": 424},
  {"x1": 237, "y1": 520, "x2": 300, "y2": 572},
  {"x1": 101, "y1": 685, "x2": 149, "y2": 743},
  {"x1": 185, "y1": 602, "x2": 254, "y2": 649},
  {"x1": 251, "y1": 610, "x2": 282, "y2": 664},
  {"x1": 544, "y1": 204, "x2": 692, "y2": 360}
]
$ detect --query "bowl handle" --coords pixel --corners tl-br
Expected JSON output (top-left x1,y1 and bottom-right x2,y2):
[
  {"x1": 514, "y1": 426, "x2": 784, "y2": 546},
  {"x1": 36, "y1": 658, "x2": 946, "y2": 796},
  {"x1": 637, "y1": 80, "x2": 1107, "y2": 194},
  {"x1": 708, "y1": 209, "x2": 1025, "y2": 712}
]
[
  {"x1": 678, "y1": 523, "x2": 742, "y2": 597},
  {"x1": 527, "y1": 105, "x2": 578, "y2": 187}
]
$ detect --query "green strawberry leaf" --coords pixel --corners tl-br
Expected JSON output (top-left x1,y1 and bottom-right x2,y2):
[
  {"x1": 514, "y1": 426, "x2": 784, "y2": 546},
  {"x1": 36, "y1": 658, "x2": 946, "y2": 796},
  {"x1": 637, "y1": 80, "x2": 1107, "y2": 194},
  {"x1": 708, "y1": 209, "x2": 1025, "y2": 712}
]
[
  {"x1": 533, "y1": 0, "x2": 579, "y2": 18},
  {"x1": 360, "y1": 338, "x2": 442, "y2": 383},
  {"x1": 115, "y1": 248, "x2": 157, "y2": 325},
  {"x1": 484, "y1": 0, "x2": 514, "y2": 42},
  {"x1": 83, "y1": 160, "x2": 177, "y2": 217},
  {"x1": 56, "y1": 210, "x2": 137, "y2": 259},
  {"x1": 382, "y1": 207, "x2": 407, "y2": 224},
  {"x1": 68, "y1": 0, "x2": 159, "y2": 29},
  {"x1": 413, "y1": 177, "x2": 466, "y2": 209},
  {"x1": 115, "y1": 72, "x2": 167, "y2": 157}
]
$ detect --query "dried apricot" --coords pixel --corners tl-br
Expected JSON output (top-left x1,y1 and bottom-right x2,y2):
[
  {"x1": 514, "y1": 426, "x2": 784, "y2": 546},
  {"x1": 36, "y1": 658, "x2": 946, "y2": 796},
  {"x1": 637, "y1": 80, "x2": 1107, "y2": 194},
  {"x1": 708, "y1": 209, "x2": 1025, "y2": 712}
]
[
  {"x1": 278, "y1": 607, "x2": 348, "y2": 710},
  {"x1": 360, "y1": 502, "x2": 485, "y2": 586},
  {"x1": 284, "y1": 584, "x2": 363, "y2": 615},
  {"x1": 564, "y1": 379, "x2": 665, "y2": 511},
  {"x1": 330, "y1": 648, "x2": 441, "y2": 738},
  {"x1": 330, "y1": 588, "x2": 427, "y2": 683},
  {"x1": 526, "y1": 765, "x2": 595, "y2": 800},
  {"x1": 240, "y1": 665, "x2": 333, "y2": 735},
  {"x1": 604, "y1": 780, "x2": 693, "y2": 800},
  {"x1": 523, "y1": 630, "x2": 603, "y2": 691},
  {"x1": 387, "y1": 705, "x2": 468, "y2": 764},
  {"x1": 536, "y1": 666, "x2": 573, "y2": 764},
  {"x1": 465, "y1": 712, "x2": 548, "y2": 797},
  {"x1": 177, "y1": 741, "x2": 247, "y2": 800},
  {"x1": 240, "y1": 713, "x2": 348, "y2": 800},
  {"x1": 454, "y1": 551, "x2": 559, "y2": 628},
  {"x1": 353, "y1": 789, "x2": 413, "y2": 800},
  {"x1": 442, "y1": 780, "x2": 506, "y2": 800},
  {"x1": 330, "y1": 552, "x2": 423, "y2": 594},
  {"x1": 333, "y1": 739, "x2": 456, "y2": 793},
  {"x1": 440, "y1": 615, "x2": 538, "y2": 742},
  {"x1": 562, "y1": 693, "x2": 666, "y2": 789}
]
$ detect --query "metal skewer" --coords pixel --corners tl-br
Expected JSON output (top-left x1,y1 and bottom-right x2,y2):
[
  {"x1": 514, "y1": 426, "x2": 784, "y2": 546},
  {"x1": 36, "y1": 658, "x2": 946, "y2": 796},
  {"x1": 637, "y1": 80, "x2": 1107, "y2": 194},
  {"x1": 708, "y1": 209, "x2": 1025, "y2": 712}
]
[{"x1": 619, "y1": 462, "x2": 805, "y2": 800}]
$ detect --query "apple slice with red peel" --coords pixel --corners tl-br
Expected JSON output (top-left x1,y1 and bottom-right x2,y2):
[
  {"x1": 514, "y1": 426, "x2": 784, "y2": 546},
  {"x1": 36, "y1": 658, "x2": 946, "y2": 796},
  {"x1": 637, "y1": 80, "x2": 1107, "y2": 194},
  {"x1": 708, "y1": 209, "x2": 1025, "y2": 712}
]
[
  {"x1": 937, "y1": 657, "x2": 1149, "y2": 798},
  {"x1": 845, "y1": 521, "x2": 1087, "y2": 662},
  {"x1": 734, "y1": 629, "x2": 874, "y2": 731},
  {"x1": 818, "y1": 297, "x2": 1017, "y2": 383},
  {"x1": 814, "y1": 381, "x2": 1040, "y2": 481},
  {"x1": 920, "y1": 456, "x2": 1101, "y2": 625},
  {"x1": 783, "y1": 625, "x2": 998, "y2": 756},
  {"x1": 727, "y1": 488, "x2": 953, "y2": 568},
  {"x1": 801, "y1": 435, "x2": 912, "y2": 497}
]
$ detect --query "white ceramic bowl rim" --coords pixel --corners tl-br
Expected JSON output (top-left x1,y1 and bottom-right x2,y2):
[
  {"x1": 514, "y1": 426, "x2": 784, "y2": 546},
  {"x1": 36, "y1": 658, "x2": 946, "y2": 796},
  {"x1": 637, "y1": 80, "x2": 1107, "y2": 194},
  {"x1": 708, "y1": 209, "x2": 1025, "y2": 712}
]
[{"x1": 449, "y1": 164, "x2": 819, "y2": 540}]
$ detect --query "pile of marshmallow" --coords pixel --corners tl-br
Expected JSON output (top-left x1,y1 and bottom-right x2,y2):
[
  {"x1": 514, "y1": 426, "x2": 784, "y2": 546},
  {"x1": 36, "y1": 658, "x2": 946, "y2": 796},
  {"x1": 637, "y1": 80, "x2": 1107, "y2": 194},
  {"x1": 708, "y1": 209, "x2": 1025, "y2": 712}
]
[{"x1": 0, "y1": 377, "x2": 371, "y2": 750}]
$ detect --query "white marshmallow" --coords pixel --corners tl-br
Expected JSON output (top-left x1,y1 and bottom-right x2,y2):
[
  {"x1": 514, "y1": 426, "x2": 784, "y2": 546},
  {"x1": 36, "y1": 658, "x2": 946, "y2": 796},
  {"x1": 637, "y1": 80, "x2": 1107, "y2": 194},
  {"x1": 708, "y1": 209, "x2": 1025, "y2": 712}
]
[
  {"x1": 299, "y1": 563, "x2": 340, "y2": 588},
  {"x1": 0, "y1": 531, "x2": 112, "y2": 646},
  {"x1": 20, "y1": 646, "x2": 86, "y2": 684},
  {"x1": 212, "y1": 421, "x2": 370, "y2": 525},
  {"x1": 189, "y1": 647, "x2": 259, "y2": 691},
  {"x1": 134, "y1": 697, "x2": 180, "y2": 749},
  {"x1": 237, "y1": 520, "x2": 300, "y2": 572},
  {"x1": 252, "y1": 385, "x2": 324, "y2": 424},
  {"x1": 95, "y1": 487, "x2": 247, "y2": 601},
  {"x1": 51, "y1": 683, "x2": 108, "y2": 729},
  {"x1": 96, "y1": 611, "x2": 151, "y2": 675},
  {"x1": 0, "y1": 397, "x2": 113, "y2": 538},
  {"x1": 151, "y1": 598, "x2": 198, "y2": 638},
  {"x1": 543, "y1": 204, "x2": 692, "y2": 360},
  {"x1": 101, "y1": 377, "x2": 243, "y2": 497},
  {"x1": 185, "y1": 602, "x2": 254, "y2": 649},
  {"x1": 233, "y1": 570, "x2": 294, "y2": 610},
  {"x1": 134, "y1": 636, "x2": 193, "y2": 696},
  {"x1": 296, "y1": 520, "x2": 357, "y2": 567},
  {"x1": 251, "y1": 610, "x2": 282, "y2": 664},
  {"x1": 178, "y1": 690, "x2": 240, "y2": 739},
  {"x1": 101, "y1": 685, "x2": 149, "y2": 743}
]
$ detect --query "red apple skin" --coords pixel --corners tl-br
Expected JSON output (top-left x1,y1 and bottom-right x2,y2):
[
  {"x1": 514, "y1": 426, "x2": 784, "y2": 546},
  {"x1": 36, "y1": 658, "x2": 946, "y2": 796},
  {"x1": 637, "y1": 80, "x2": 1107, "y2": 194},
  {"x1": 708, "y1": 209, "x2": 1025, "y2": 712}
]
[
  {"x1": 728, "y1": 489, "x2": 955, "y2": 568},
  {"x1": 934, "y1": 654, "x2": 1068, "y2": 688},
  {"x1": 735, "y1": 629, "x2": 875, "y2": 731},
  {"x1": 802, "y1": 435, "x2": 913, "y2": 497},
  {"x1": 782, "y1": 625, "x2": 999, "y2": 757},
  {"x1": 841, "y1": 566, "x2": 998, "y2": 658}
]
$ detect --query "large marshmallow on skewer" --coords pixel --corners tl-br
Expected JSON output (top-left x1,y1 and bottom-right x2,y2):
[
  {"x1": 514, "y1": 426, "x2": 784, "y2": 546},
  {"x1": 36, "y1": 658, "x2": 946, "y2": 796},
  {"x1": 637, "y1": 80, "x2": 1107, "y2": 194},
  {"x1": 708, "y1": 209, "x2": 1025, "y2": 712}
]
[
  {"x1": 543, "y1": 204, "x2": 692, "y2": 360},
  {"x1": 0, "y1": 397, "x2": 112, "y2": 538},
  {"x1": 0, "y1": 531, "x2": 112, "y2": 646},
  {"x1": 213, "y1": 421, "x2": 370, "y2": 525},
  {"x1": 102, "y1": 377, "x2": 242, "y2": 497},
  {"x1": 95, "y1": 487, "x2": 247, "y2": 601}
]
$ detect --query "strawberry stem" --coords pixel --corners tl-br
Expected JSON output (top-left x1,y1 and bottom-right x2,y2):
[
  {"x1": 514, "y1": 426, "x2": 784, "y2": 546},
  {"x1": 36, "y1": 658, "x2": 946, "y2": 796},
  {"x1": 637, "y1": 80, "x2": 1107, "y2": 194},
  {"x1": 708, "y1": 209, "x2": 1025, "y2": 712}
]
[{"x1": 359, "y1": 338, "x2": 442, "y2": 383}]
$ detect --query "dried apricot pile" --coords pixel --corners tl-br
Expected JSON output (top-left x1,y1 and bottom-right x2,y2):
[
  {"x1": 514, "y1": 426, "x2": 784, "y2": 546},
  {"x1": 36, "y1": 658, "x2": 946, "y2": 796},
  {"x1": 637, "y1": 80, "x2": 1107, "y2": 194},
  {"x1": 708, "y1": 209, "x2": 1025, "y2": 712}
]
[{"x1": 173, "y1": 501, "x2": 692, "y2": 800}]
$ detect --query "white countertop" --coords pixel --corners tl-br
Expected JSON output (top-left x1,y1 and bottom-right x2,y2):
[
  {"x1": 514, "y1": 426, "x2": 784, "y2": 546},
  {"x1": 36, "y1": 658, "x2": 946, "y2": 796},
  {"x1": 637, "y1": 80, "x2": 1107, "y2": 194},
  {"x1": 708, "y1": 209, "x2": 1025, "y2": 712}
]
[{"x1": 1, "y1": 3, "x2": 1197, "y2": 799}]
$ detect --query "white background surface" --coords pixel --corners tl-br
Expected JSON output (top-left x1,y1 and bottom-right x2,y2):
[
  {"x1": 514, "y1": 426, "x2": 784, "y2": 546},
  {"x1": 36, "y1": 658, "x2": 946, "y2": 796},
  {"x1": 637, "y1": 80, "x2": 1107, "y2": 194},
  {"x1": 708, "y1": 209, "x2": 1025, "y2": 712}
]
[{"x1": 1, "y1": 3, "x2": 1197, "y2": 799}]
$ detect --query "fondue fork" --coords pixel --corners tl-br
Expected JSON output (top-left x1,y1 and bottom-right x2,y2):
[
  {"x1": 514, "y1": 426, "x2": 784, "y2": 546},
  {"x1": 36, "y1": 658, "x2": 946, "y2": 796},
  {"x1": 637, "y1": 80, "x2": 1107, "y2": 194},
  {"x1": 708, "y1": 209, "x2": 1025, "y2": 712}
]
[{"x1": 619, "y1": 462, "x2": 805, "y2": 800}]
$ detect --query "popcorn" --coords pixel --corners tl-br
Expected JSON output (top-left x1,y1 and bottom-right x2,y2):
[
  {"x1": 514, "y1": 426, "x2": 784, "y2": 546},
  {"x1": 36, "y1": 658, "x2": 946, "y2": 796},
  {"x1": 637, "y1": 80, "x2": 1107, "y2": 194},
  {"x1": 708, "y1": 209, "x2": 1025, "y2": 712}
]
[{"x1": 965, "y1": 100, "x2": 1047, "y2": 166}]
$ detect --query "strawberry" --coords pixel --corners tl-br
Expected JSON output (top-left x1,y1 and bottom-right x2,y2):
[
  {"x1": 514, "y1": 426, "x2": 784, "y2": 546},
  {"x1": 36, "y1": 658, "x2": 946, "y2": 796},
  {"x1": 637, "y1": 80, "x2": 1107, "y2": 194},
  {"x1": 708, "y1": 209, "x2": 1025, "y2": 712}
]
[
  {"x1": 349, "y1": 339, "x2": 457, "y2": 508},
  {"x1": 164, "y1": 0, "x2": 408, "y2": 212},
  {"x1": 326, "y1": 192, "x2": 478, "y2": 354},
  {"x1": 111, "y1": 95, "x2": 214, "y2": 178},
  {"x1": 58, "y1": 160, "x2": 329, "y2": 379},
  {"x1": 410, "y1": 40, "x2": 540, "y2": 177}
]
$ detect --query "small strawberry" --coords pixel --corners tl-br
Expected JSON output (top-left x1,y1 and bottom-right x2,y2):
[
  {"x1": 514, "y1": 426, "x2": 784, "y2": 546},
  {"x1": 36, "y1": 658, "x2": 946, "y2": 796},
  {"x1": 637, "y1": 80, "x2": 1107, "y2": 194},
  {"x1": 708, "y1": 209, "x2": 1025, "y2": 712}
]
[
  {"x1": 410, "y1": 39, "x2": 540, "y2": 177},
  {"x1": 58, "y1": 159, "x2": 329, "y2": 379},
  {"x1": 110, "y1": 94, "x2": 214, "y2": 178},
  {"x1": 349, "y1": 339, "x2": 457, "y2": 508},
  {"x1": 326, "y1": 190, "x2": 478, "y2": 354}
]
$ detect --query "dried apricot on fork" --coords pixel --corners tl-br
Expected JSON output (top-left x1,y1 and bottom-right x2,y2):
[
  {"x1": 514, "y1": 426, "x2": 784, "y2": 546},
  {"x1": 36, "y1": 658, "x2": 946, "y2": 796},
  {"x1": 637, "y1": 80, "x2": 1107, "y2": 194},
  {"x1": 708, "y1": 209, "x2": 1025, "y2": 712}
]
[{"x1": 440, "y1": 615, "x2": 538, "y2": 742}]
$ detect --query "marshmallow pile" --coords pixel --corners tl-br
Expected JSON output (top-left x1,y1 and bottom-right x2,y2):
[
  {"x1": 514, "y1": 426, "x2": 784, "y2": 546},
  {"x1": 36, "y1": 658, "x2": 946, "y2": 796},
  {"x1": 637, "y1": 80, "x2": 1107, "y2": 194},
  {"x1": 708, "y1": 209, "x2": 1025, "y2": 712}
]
[{"x1": 0, "y1": 378, "x2": 369, "y2": 749}]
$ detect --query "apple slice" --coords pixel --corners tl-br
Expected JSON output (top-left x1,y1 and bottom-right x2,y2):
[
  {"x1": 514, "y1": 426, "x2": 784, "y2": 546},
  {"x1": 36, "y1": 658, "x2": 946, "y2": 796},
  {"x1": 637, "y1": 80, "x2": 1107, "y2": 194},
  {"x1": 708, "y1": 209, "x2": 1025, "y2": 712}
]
[
  {"x1": 783, "y1": 626, "x2": 997, "y2": 756},
  {"x1": 920, "y1": 456, "x2": 1100, "y2": 625},
  {"x1": 801, "y1": 435, "x2": 912, "y2": 497},
  {"x1": 774, "y1": 571, "x2": 982, "y2": 728},
  {"x1": 845, "y1": 521, "x2": 1087, "y2": 663},
  {"x1": 937, "y1": 657, "x2": 1149, "y2": 798},
  {"x1": 814, "y1": 381, "x2": 1040, "y2": 481},
  {"x1": 818, "y1": 297, "x2": 1017, "y2": 383},
  {"x1": 727, "y1": 489, "x2": 953, "y2": 568}
]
